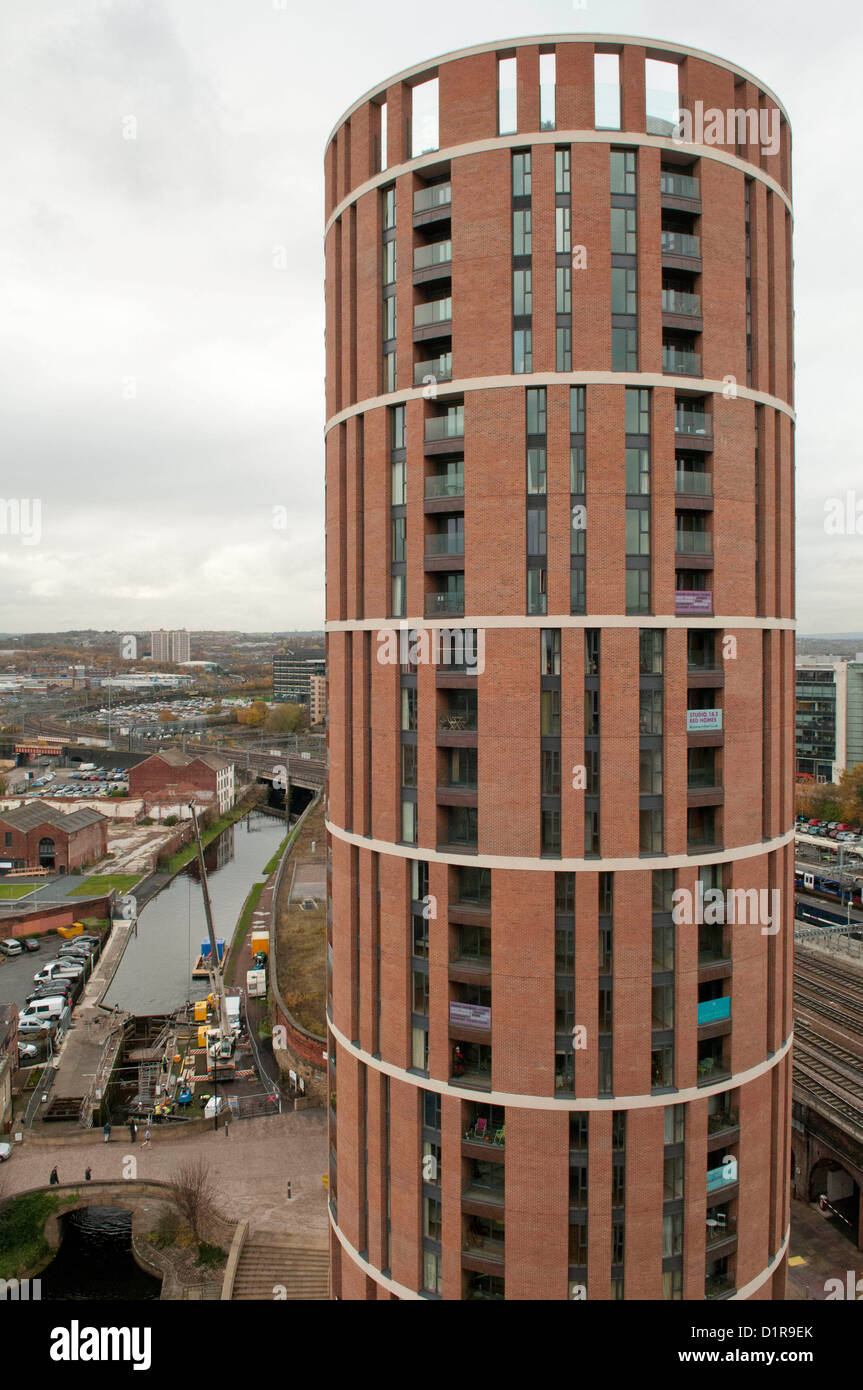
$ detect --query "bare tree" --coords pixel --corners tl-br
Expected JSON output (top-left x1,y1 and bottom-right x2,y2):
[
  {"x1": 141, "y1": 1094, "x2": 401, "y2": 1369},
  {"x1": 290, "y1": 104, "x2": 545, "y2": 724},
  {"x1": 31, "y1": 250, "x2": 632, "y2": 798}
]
[{"x1": 169, "y1": 1157, "x2": 216, "y2": 1241}]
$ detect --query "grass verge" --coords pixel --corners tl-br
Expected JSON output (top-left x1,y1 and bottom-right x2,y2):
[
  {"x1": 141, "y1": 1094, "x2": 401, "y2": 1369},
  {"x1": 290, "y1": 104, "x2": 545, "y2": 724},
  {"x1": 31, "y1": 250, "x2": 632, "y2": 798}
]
[{"x1": 68, "y1": 875, "x2": 140, "y2": 898}]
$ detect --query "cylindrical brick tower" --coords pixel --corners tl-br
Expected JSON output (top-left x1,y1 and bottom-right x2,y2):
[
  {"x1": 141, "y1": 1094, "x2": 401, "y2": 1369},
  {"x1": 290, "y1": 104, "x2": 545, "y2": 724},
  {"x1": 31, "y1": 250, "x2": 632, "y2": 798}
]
[{"x1": 324, "y1": 35, "x2": 794, "y2": 1301}]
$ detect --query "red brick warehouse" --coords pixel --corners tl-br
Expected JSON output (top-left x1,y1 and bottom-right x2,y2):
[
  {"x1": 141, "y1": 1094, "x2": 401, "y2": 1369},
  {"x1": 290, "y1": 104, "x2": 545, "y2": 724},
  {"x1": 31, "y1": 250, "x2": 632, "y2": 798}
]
[{"x1": 324, "y1": 34, "x2": 794, "y2": 1301}]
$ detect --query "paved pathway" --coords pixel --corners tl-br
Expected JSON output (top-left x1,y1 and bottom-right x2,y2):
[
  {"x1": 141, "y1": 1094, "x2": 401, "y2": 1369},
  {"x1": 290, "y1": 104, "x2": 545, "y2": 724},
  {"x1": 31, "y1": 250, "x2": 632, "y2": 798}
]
[
  {"x1": 6, "y1": 1110, "x2": 328, "y2": 1238},
  {"x1": 786, "y1": 1197, "x2": 863, "y2": 1299}
]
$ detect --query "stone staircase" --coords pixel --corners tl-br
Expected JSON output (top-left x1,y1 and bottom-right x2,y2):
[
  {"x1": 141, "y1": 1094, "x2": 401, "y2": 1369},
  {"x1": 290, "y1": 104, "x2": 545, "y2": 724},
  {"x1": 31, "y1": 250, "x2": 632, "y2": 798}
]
[{"x1": 231, "y1": 1233, "x2": 329, "y2": 1300}]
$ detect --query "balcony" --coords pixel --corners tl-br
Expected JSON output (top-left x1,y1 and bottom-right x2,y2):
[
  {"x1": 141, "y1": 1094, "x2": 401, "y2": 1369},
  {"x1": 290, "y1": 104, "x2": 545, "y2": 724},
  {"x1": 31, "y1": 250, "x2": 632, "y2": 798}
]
[
  {"x1": 413, "y1": 182, "x2": 452, "y2": 221},
  {"x1": 697, "y1": 996, "x2": 731, "y2": 1026},
  {"x1": 661, "y1": 230, "x2": 701, "y2": 257},
  {"x1": 705, "y1": 1271, "x2": 736, "y2": 1300},
  {"x1": 706, "y1": 1158, "x2": 738, "y2": 1193},
  {"x1": 660, "y1": 171, "x2": 701, "y2": 210},
  {"x1": 413, "y1": 240, "x2": 452, "y2": 285},
  {"x1": 662, "y1": 288, "x2": 701, "y2": 316},
  {"x1": 703, "y1": 1217, "x2": 739, "y2": 1262},
  {"x1": 674, "y1": 409, "x2": 711, "y2": 437},
  {"x1": 707, "y1": 1109, "x2": 739, "y2": 1142},
  {"x1": 424, "y1": 410, "x2": 464, "y2": 454},
  {"x1": 414, "y1": 299, "x2": 453, "y2": 344},
  {"x1": 425, "y1": 471, "x2": 464, "y2": 502},
  {"x1": 663, "y1": 347, "x2": 702, "y2": 377},
  {"x1": 675, "y1": 530, "x2": 711, "y2": 555},
  {"x1": 426, "y1": 589, "x2": 465, "y2": 618},
  {"x1": 675, "y1": 468, "x2": 711, "y2": 496},
  {"x1": 414, "y1": 353, "x2": 452, "y2": 387},
  {"x1": 425, "y1": 533, "x2": 464, "y2": 557},
  {"x1": 662, "y1": 292, "x2": 703, "y2": 341}
]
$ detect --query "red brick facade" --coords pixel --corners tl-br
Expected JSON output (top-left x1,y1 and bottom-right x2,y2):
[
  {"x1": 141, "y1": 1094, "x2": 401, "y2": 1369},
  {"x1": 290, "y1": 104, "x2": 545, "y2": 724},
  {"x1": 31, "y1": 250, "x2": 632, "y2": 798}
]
[
  {"x1": 325, "y1": 37, "x2": 794, "y2": 1301},
  {"x1": 0, "y1": 813, "x2": 107, "y2": 873}
]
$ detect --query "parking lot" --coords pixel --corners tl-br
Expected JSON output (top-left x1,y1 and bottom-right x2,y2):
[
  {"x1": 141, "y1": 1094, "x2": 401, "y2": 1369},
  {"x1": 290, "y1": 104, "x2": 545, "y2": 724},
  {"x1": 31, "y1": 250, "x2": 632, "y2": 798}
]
[{"x1": 0, "y1": 939, "x2": 54, "y2": 1009}]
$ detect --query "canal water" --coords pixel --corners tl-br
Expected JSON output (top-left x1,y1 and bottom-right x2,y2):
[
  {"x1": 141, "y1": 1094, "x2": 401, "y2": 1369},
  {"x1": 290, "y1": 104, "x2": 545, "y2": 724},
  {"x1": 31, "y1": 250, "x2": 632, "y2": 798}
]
[
  {"x1": 41, "y1": 1207, "x2": 161, "y2": 1300},
  {"x1": 104, "y1": 811, "x2": 286, "y2": 1014}
]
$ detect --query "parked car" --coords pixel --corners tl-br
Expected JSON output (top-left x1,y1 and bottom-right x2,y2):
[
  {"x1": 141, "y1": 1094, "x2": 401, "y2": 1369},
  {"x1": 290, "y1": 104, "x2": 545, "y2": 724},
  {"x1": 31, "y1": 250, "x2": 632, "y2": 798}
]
[
  {"x1": 22, "y1": 937, "x2": 41, "y2": 953},
  {"x1": 17, "y1": 1018, "x2": 50, "y2": 1035},
  {"x1": 0, "y1": 939, "x2": 22, "y2": 957},
  {"x1": 26, "y1": 984, "x2": 72, "y2": 1005},
  {"x1": 0, "y1": 1143, "x2": 11, "y2": 1161},
  {"x1": 17, "y1": 1042, "x2": 38, "y2": 1061}
]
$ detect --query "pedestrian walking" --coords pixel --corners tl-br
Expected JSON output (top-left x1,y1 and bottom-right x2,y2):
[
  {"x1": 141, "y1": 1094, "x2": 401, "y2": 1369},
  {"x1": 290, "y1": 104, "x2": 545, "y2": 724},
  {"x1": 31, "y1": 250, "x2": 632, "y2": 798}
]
[
  {"x1": 143, "y1": 1127, "x2": 151, "y2": 1147},
  {"x1": 85, "y1": 1167, "x2": 92, "y2": 1182},
  {"x1": 128, "y1": 1120, "x2": 137, "y2": 1143},
  {"x1": 103, "y1": 1122, "x2": 111, "y2": 1143},
  {"x1": 49, "y1": 1166, "x2": 59, "y2": 1186}
]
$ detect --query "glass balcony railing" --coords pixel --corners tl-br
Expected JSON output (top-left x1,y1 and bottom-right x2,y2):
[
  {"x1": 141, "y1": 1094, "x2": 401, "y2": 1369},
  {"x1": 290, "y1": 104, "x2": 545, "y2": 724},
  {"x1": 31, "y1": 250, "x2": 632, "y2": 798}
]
[
  {"x1": 662, "y1": 288, "x2": 702, "y2": 316},
  {"x1": 707, "y1": 1109, "x2": 738, "y2": 1135},
  {"x1": 675, "y1": 468, "x2": 711, "y2": 495},
  {"x1": 422, "y1": 472, "x2": 461, "y2": 500},
  {"x1": 661, "y1": 171, "x2": 701, "y2": 199},
  {"x1": 676, "y1": 530, "x2": 712, "y2": 554},
  {"x1": 414, "y1": 353, "x2": 452, "y2": 386},
  {"x1": 425, "y1": 473, "x2": 464, "y2": 499},
  {"x1": 425, "y1": 411, "x2": 464, "y2": 441},
  {"x1": 661, "y1": 230, "x2": 701, "y2": 256},
  {"x1": 705, "y1": 1272, "x2": 735, "y2": 1299},
  {"x1": 414, "y1": 240, "x2": 452, "y2": 270},
  {"x1": 439, "y1": 713, "x2": 477, "y2": 732},
  {"x1": 427, "y1": 590, "x2": 465, "y2": 617},
  {"x1": 688, "y1": 768, "x2": 719, "y2": 790},
  {"x1": 415, "y1": 298, "x2": 452, "y2": 327},
  {"x1": 675, "y1": 410, "x2": 711, "y2": 435},
  {"x1": 414, "y1": 183, "x2": 451, "y2": 214},
  {"x1": 697, "y1": 996, "x2": 731, "y2": 1026},
  {"x1": 663, "y1": 348, "x2": 702, "y2": 376},
  {"x1": 426, "y1": 533, "x2": 465, "y2": 556}
]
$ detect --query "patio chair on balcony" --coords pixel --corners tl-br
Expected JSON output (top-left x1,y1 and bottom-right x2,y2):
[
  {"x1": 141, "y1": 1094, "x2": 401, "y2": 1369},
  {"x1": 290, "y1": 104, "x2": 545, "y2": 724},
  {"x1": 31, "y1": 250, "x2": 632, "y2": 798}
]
[{"x1": 492, "y1": 1125, "x2": 504, "y2": 1146}]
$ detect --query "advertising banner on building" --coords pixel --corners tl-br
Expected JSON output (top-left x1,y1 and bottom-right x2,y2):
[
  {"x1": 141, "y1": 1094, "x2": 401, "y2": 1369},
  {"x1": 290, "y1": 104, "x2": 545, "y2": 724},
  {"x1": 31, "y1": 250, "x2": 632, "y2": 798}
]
[
  {"x1": 686, "y1": 709, "x2": 723, "y2": 732},
  {"x1": 449, "y1": 1002, "x2": 491, "y2": 1029},
  {"x1": 675, "y1": 590, "x2": 713, "y2": 614}
]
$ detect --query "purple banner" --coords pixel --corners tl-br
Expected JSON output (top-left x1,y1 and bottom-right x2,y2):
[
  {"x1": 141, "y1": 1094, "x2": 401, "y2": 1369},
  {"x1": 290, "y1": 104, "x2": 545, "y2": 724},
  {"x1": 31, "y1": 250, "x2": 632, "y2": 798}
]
[
  {"x1": 675, "y1": 590, "x2": 713, "y2": 615},
  {"x1": 449, "y1": 1002, "x2": 491, "y2": 1029}
]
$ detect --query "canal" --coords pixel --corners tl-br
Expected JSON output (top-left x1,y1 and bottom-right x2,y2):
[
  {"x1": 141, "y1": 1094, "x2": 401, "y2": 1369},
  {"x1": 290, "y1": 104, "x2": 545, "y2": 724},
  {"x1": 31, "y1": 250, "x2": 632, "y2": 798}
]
[
  {"x1": 41, "y1": 1207, "x2": 162, "y2": 1301},
  {"x1": 104, "y1": 811, "x2": 287, "y2": 1014}
]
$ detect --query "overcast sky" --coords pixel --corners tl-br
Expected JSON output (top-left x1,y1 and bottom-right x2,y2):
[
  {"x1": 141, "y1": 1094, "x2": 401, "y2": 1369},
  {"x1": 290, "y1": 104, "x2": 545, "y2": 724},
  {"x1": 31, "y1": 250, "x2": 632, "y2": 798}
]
[{"x1": 0, "y1": 0, "x2": 855, "y2": 634}]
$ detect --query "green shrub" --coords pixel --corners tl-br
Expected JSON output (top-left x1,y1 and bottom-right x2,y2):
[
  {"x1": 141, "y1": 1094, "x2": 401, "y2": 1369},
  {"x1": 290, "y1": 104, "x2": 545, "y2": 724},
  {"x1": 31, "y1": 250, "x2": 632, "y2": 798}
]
[{"x1": 195, "y1": 1242, "x2": 226, "y2": 1269}]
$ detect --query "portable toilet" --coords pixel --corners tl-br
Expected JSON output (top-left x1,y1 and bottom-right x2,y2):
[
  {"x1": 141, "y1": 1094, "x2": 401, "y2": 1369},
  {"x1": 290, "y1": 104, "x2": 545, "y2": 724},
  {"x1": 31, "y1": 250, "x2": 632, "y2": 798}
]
[
  {"x1": 251, "y1": 931, "x2": 269, "y2": 958},
  {"x1": 197, "y1": 1025, "x2": 209, "y2": 1048},
  {"x1": 193, "y1": 1000, "x2": 207, "y2": 1024}
]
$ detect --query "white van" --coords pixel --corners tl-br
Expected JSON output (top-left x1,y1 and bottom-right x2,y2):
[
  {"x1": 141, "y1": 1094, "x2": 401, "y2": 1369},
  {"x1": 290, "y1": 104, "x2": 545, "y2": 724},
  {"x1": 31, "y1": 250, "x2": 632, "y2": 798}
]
[{"x1": 20, "y1": 995, "x2": 67, "y2": 1025}]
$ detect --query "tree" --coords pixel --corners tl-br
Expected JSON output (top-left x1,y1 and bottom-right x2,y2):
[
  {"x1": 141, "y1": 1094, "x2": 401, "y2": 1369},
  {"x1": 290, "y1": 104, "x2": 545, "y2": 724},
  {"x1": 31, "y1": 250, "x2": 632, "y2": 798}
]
[
  {"x1": 169, "y1": 1158, "x2": 217, "y2": 1242},
  {"x1": 236, "y1": 701, "x2": 268, "y2": 728},
  {"x1": 157, "y1": 710, "x2": 176, "y2": 723},
  {"x1": 265, "y1": 702, "x2": 308, "y2": 735},
  {"x1": 836, "y1": 764, "x2": 863, "y2": 826}
]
